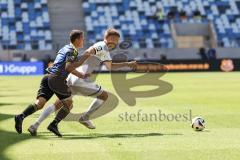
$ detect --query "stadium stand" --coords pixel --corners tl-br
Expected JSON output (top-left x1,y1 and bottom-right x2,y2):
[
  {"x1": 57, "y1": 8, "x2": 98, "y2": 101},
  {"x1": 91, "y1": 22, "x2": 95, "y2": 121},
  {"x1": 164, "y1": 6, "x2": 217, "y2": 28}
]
[
  {"x1": 82, "y1": 0, "x2": 240, "y2": 48},
  {"x1": 0, "y1": 0, "x2": 52, "y2": 50}
]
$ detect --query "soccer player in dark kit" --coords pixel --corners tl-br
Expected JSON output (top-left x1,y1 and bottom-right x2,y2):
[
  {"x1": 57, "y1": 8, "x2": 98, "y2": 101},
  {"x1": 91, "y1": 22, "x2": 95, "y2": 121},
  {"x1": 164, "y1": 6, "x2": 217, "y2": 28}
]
[{"x1": 14, "y1": 29, "x2": 88, "y2": 137}]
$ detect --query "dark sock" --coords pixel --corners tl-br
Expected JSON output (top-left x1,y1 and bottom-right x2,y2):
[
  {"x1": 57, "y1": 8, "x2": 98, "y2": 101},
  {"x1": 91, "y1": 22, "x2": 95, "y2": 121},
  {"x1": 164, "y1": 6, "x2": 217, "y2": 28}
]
[
  {"x1": 21, "y1": 104, "x2": 38, "y2": 119},
  {"x1": 52, "y1": 106, "x2": 70, "y2": 125}
]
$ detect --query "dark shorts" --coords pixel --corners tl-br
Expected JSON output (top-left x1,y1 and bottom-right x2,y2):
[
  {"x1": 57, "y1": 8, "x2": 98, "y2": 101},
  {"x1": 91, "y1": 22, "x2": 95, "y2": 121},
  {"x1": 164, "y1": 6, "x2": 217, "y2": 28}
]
[{"x1": 37, "y1": 74, "x2": 71, "y2": 101}]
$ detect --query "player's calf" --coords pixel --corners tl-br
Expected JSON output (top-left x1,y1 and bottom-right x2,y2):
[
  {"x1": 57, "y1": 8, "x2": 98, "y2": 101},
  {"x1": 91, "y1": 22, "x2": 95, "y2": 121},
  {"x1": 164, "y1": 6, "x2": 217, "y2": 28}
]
[
  {"x1": 97, "y1": 91, "x2": 108, "y2": 101},
  {"x1": 79, "y1": 92, "x2": 108, "y2": 129},
  {"x1": 47, "y1": 99, "x2": 72, "y2": 137}
]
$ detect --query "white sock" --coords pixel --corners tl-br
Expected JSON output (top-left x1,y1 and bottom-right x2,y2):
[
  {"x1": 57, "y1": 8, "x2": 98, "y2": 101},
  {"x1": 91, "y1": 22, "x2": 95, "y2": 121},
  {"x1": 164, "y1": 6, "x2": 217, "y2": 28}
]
[
  {"x1": 83, "y1": 99, "x2": 105, "y2": 119},
  {"x1": 33, "y1": 104, "x2": 56, "y2": 129}
]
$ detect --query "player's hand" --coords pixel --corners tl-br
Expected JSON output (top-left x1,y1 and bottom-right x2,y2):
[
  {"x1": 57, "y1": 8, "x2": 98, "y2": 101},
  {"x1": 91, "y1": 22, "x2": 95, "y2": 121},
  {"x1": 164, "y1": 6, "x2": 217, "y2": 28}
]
[{"x1": 127, "y1": 61, "x2": 137, "y2": 70}]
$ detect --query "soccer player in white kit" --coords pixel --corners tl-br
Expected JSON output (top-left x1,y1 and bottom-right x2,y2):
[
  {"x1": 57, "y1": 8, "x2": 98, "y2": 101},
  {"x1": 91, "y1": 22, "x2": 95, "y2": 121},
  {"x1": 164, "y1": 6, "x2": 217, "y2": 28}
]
[{"x1": 28, "y1": 28, "x2": 137, "y2": 136}]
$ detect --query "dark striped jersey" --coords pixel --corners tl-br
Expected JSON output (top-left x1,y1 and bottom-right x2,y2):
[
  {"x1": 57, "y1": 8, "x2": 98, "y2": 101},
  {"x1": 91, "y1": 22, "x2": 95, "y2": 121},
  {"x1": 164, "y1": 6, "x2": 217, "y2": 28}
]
[{"x1": 46, "y1": 44, "x2": 78, "y2": 78}]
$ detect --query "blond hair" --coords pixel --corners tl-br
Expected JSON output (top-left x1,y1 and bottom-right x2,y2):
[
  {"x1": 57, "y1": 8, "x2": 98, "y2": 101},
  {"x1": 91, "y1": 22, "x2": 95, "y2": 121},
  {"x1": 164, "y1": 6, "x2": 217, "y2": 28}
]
[{"x1": 104, "y1": 28, "x2": 120, "y2": 39}]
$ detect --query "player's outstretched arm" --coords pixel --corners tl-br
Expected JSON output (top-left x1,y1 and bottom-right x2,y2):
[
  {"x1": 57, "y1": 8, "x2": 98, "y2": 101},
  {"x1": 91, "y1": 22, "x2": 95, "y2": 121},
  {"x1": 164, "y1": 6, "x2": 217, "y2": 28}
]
[
  {"x1": 65, "y1": 61, "x2": 86, "y2": 79},
  {"x1": 74, "y1": 47, "x2": 96, "y2": 68},
  {"x1": 104, "y1": 61, "x2": 137, "y2": 70},
  {"x1": 65, "y1": 47, "x2": 96, "y2": 79}
]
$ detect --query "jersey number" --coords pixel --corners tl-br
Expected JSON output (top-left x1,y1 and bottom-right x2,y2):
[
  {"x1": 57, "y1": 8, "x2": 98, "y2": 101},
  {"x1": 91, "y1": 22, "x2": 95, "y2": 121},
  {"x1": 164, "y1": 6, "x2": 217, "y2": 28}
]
[{"x1": 96, "y1": 46, "x2": 103, "y2": 51}]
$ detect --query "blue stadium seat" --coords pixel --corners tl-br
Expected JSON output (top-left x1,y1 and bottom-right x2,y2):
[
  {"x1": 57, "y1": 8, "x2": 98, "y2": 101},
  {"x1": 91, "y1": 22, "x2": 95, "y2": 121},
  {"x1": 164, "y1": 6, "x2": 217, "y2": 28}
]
[
  {"x1": 82, "y1": 0, "x2": 240, "y2": 48},
  {"x1": 0, "y1": 0, "x2": 52, "y2": 50}
]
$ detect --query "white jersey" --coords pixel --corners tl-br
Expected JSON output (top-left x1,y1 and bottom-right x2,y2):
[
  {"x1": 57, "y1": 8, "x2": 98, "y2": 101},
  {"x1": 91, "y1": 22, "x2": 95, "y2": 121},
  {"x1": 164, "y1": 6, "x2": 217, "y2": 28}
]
[
  {"x1": 67, "y1": 41, "x2": 111, "y2": 86},
  {"x1": 93, "y1": 41, "x2": 112, "y2": 62}
]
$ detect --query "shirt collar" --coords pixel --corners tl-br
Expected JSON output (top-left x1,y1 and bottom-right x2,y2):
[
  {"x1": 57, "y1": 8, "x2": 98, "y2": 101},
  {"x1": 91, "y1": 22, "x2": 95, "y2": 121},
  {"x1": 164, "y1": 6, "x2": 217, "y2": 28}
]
[{"x1": 70, "y1": 43, "x2": 77, "y2": 51}]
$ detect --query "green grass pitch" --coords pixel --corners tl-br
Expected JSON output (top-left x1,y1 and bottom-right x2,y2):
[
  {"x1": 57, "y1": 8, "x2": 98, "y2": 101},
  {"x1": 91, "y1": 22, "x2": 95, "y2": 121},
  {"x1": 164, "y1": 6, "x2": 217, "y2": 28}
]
[{"x1": 0, "y1": 72, "x2": 240, "y2": 160}]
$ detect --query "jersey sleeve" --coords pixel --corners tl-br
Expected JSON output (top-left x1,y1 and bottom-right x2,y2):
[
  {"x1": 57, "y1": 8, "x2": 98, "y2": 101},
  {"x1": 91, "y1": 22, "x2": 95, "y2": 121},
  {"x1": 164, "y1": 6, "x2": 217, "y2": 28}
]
[
  {"x1": 93, "y1": 42, "x2": 112, "y2": 62},
  {"x1": 102, "y1": 52, "x2": 112, "y2": 62},
  {"x1": 66, "y1": 49, "x2": 78, "y2": 62}
]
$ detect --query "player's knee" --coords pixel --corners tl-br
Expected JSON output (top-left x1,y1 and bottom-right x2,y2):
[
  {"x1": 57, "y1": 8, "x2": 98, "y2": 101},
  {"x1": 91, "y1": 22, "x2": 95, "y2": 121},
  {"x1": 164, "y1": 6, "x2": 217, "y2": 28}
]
[
  {"x1": 62, "y1": 99, "x2": 73, "y2": 108},
  {"x1": 98, "y1": 91, "x2": 108, "y2": 101},
  {"x1": 68, "y1": 99, "x2": 73, "y2": 106},
  {"x1": 35, "y1": 97, "x2": 46, "y2": 109},
  {"x1": 54, "y1": 100, "x2": 62, "y2": 110},
  {"x1": 69, "y1": 104, "x2": 73, "y2": 110},
  {"x1": 34, "y1": 104, "x2": 43, "y2": 110}
]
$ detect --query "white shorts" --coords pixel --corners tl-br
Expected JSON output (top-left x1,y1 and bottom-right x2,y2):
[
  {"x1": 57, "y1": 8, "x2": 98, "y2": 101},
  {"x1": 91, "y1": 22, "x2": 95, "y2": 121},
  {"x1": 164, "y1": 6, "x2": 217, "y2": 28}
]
[{"x1": 67, "y1": 76, "x2": 103, "y2": 97}]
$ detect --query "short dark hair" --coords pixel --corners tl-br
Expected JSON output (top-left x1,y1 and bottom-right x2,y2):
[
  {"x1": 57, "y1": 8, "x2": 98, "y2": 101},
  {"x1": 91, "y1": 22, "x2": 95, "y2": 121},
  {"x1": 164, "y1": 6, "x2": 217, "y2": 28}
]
[
  {"x1": 104, "y1": 28, "x2": 120, "y2": 39},
  {"x1": 69, "y1": 29, "x2": 84, "y2": 43}
]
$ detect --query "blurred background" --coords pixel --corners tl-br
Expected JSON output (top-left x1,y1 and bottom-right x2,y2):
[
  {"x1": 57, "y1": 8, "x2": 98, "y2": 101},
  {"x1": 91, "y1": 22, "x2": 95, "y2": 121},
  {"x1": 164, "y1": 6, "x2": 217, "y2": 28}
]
[{"x1": 0, "y1": 0, "x2": 240, "y2": 75}]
